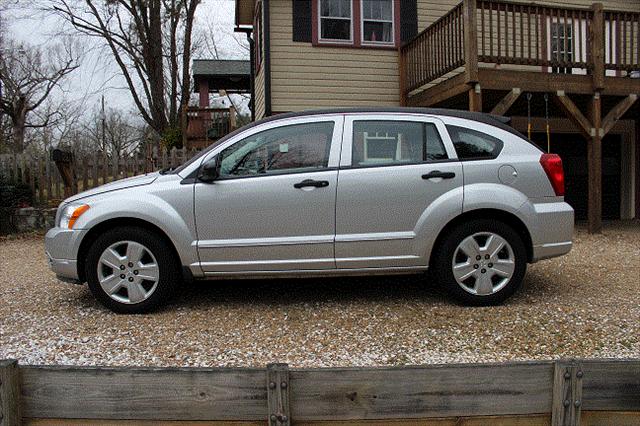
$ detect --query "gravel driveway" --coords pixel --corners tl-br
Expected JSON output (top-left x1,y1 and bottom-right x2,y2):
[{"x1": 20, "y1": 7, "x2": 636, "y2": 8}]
[{"x1": 1, "y1": 222, "x2": 639, "y2": 367}]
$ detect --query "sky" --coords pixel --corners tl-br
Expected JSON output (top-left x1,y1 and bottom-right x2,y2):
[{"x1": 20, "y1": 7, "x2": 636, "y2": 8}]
[{"x1": 5, "y1": 0, "x2": 247, "y2": 117}]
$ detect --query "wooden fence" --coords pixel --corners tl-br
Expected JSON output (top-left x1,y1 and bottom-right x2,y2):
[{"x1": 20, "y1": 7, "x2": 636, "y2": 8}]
[
  {"x1": 0, "y1": 148, "x2": 202, "y2": 206},
  {"x1": 1, "y1": 358, "x2": 639, "y2": 425}
]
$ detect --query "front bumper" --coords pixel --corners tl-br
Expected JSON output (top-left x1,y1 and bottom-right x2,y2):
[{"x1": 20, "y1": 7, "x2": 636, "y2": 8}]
[{"x1": 45, "y1": 227, "x2": 87, "y2": 282}]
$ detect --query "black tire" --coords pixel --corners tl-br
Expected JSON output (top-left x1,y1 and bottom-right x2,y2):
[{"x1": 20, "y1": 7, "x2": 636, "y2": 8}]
[
  {"x1": 433, "y1": 219, "x2": 527, "y2": 306},
  {"x1": 85, "y1": 226, "x2": 180, "y2": 314}
]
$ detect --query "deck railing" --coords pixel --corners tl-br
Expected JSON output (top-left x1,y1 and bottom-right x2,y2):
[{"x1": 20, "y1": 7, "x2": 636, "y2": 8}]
[
  {"x1": 604, "y1": 10, "x2": 640, "y2": 72},
  {"x1": 400, "y1": 0, "x2": 640, "y2": 97},
  {"x1": 185, "y1": 106, "x2": 236, "y2": 143},
  {"x1": 400, "y1": 3, "x2": 464, "y2": 93}
]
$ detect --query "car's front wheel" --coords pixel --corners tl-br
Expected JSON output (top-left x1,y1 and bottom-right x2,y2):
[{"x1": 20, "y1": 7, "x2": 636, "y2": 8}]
[
  {"x1": 434, "y1": 219, "x2": 527, "y2": 306},
  {"x1": 85, "y1": 226, "x2": 180, "y2": 314}
]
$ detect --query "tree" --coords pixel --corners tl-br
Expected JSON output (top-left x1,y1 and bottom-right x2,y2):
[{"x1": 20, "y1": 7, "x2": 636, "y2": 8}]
[
  {"x1": 0, "y1": 39, "x2": 79, "y2": 153},
  {"x1": 51, "y1": 0, "x2": 201, "y2": 145}
]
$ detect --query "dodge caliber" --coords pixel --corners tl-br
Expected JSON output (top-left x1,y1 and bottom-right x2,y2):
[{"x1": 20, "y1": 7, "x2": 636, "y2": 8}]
[{"x1": 46, "y1": 108, "x2": 574, "y2": 313}]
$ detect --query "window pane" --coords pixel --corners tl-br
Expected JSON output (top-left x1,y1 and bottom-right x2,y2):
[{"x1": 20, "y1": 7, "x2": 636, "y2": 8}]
[
  {"x1": 321, "y1": 0, "x2": 351, "y2": 18},
  {"x1": 363, "y1": 21, "x2": 392, "y2": 42},
  {"x1": 425, "y1": 124, "x2": 448, "y2": 160},
  {"x1": 218, "y1": 122, "x2": 334, "y2": 177},
  {"x1": 321, "y1": 18, "x2": 351, "y2": 40},
  {"x1": 363, "y1": 0, "x2": 392, "y2": 20},
  {"x1": 446, "y1": 125, "x2": 503, "y2": 159},
  {"x1": 352, "y1": 121, "x2": 446, "y2": 166}
]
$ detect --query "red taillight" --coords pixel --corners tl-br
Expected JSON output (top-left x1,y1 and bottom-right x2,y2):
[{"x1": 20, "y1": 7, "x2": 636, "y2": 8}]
[{"x1": 540, "y1": 153, "x2": 565, "y2": 196}]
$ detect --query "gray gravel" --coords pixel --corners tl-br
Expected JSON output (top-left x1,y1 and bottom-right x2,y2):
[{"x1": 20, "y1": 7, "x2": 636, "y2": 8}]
[{"x1": 1, "y1": 222, "x2": 639, "y2": 367}]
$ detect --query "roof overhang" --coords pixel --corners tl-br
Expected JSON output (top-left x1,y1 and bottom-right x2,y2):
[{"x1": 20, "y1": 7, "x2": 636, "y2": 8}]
[
  {"x1": 235, "y1": 0, "x2": 255, "y2": 28},
  {"x1": 193, "y1": 59, "x2": 251, "y2": 94}
]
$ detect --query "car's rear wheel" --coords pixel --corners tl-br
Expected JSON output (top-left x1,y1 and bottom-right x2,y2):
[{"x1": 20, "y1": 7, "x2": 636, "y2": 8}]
[
  {"x1": 85, "y1": 227, "x2": 179, "y2": 314},
  {"x1": 434, "y1": 219, "x2": 527, "y2": 305}
]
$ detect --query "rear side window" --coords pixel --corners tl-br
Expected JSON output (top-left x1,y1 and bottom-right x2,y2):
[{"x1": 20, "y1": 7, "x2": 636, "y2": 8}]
[
  {"x1": 446, "y1": 125, "x2": 503, "y2": 160},
  {"x1": 352, "y1": 121, "x2": 448, "y2": 167}
]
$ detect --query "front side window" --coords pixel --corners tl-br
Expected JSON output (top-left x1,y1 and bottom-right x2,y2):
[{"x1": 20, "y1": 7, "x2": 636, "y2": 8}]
[
  {"x1": 362, "y1": 0, "x2": 394, "y2": 44},
  {"x1": 352, "y1": 121, "x2": 448, "y2": 167},
  {"x1": 217, "y1": 122, "x2": 335, "y2": 178},
  {"x1": 446, "y1": 125, "x2": 503, "y2": 160},
  {"x1": 320, "y1": 0, "x2": 352, "y2": 42}
]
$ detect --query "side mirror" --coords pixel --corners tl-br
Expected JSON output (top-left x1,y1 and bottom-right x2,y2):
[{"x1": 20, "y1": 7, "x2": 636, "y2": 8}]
[{"x1": 198, "y1": 157, "x2": 220, "y2": 183}]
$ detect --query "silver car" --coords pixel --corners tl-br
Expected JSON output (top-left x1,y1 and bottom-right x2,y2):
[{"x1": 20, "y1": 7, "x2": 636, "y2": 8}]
[{"x1": 45, "y1": 108, "x2": 574, "y2": 313}]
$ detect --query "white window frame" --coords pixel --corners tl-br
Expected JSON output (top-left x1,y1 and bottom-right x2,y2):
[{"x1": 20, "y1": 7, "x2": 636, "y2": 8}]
[
  {"x1": 318, "y1": 0, "x2": 354, "y2": 44},
  {"x1": 360, "y1": 0, "x2": 395, "y2": 47}
]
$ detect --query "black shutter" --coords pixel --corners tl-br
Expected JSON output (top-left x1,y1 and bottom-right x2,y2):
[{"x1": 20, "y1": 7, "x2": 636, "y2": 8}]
[
  {"x1": 292, "y1": 0, "x2": 312, "y2": 42},
  {"x1": 400, "y1": 0, "x2": 418, "y2": 43}
]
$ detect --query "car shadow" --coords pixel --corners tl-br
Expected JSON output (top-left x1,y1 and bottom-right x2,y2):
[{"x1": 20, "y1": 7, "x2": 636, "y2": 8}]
[{"x1": 170, "y1": 273, "x2": 453, "y2": 310}]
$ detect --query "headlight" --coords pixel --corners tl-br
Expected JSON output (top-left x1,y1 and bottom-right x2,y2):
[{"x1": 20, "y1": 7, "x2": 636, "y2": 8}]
[{"x1": 59, "y1": 204, "x2": 90, "y2": 229}]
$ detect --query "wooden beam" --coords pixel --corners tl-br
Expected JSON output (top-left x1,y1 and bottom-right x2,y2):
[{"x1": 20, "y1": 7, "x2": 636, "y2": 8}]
[
  {"x1": 588, "y1": 93, "x2": 603, "y2": 234},
  {"x1": 0, "y1": 360, "x2": 22, "y2": 426},
  {"x1": 468, "y1": 84, "x2": 482, "y2": 112},
  {"x1": 490, "y1": 88, "x2": 522, "y2": 116},
  {"x1": 636, "y1": 116, "x2": 640, "y2": 220},
  {"x1": 406, "y1": 73, "x2": 469, "y2": 107},
  {"x1": 554, "y1": 91, "x2": 593, "y2": 140},
  {"x1": 398, "y1": 47, "x2": 408, "y2": 107},
  {"x1": 463, "y1": 0, "x2": 478, "y2": 83},
  {"x1": 590, "y1": 3, "x2": 605, "y2": 91},
  {"x1": 602, "y1": 94, "x2": 638, "y2": 136}
]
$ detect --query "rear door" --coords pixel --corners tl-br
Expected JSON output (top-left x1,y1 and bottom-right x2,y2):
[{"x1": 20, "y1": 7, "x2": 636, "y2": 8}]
[{"x1": 335, "y1": 114, "x2": 463, "y2": 269}]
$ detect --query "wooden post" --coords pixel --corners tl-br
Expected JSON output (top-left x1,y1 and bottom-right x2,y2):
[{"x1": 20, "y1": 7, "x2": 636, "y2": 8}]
[
  {"x1": 398, "y1": 45, "x2": 408, "y2": 106},
  {"x1": 469, "y1": 83, "x2": 482, "y2": 112},
  {"x1": 267, "y1": 363, "x2": 290, "y2": 426},
  {"x1": 590, "y1": 3, "x2": 605, "y2": 91},
  {"x1": 0, "y1": 359, "x2": 21, "y2": 426},
  {"x1": 463, "y1": 0, "x2": 479, "y2": 84},
  {"x1": 588, "y1": 92, "x2": 603, "y2": 233},
  {"x1": 229, "y1": 106, "x2": 237, "y2": 131},
  {"x1": 552, "y1": 360, "x2": 583, "y2": 426},
  {"x1": 636, "y1": 115, "x2": 640, "y2": 220}
]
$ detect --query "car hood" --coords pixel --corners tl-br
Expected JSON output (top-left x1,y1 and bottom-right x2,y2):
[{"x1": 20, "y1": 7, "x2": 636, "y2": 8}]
[{"x1": 64, "y1": 172, "x2": 160, "y2": 203}]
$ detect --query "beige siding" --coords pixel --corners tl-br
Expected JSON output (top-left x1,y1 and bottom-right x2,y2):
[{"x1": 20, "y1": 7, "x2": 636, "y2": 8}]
[
  {"x1": 254, "y1": 65, "x2": 266, "y2": 119},
  {"x1": 269, "y1": 0, "x2": 400, "y2": 112}
]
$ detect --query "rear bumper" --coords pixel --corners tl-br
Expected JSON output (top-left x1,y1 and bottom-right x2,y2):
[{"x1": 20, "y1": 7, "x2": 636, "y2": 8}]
[
  {"x1": 45, "y1": 227, "x2": 87, "y2": 282},
  {"x1": 521, "y1": 200, "x2": 574, "y2": 262}
]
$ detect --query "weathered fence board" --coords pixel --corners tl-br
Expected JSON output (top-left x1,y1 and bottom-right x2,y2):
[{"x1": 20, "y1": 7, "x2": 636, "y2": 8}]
[
  {"x1": 0, "y1": 360, "x2": 22, "y2": 426},
  {"x1": 20, "y1": 366, "x2": 266, "y2": 421},
  {"x1": 289, "y1": 362, "x2": 554, "y2": 421},
  {"x1": 0, "y1": 148, "x2": 202, "y2": 207},
  {"x1": 5, "y1": 359, "x2": 640, "y2": 424}
]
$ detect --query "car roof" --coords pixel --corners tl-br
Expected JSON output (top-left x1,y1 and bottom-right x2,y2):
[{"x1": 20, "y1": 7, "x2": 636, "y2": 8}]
[{"x1": 243, "y1": 107, "x2": 527, "y2": 141}]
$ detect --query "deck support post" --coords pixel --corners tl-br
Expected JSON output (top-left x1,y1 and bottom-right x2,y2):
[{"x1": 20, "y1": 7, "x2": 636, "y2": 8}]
[
  {"x1": 463, "y1": 0, "x2": 478, "y2": 84},
  {"x1": 590, "y1": 3, "x2": 605, "y2": 91},
  {"x1": 399, "y1": 46, "x2": 408, "y2": 106},
  {"x1": 636, "y1": 115, "x2": 640, "y2": 220},
  {"x1": 588, "y1": 92, "x2": 603, "y2": 233},
  {"x1": 469, "y1": 83, "x2": 482, "y2": 112}
]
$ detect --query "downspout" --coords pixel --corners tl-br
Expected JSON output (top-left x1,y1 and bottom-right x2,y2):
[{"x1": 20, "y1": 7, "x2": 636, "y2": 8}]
[
  {"x1": 246, "y1": 31, "x2": 256, "y2": 121},
  {"x1": 263, "y1": 0, "x2": 272, "y2": 116}
]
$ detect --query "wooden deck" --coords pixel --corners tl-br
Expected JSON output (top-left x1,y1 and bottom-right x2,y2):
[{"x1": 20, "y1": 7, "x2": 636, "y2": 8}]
[
  {"x1": 399, "y1": 0, "x2": 640, "y2": 233},
  {"x1": 185, "y1": 106, "x2": 237, "y2": 149}
]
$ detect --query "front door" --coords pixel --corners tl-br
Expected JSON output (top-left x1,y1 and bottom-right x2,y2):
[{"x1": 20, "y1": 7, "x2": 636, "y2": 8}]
[
  {"x1": 335, "y1": 115, "x2": 463, "y2": 269},
  {"x1": 194, "y1": 117, "x2": 343, "y2": 273}
]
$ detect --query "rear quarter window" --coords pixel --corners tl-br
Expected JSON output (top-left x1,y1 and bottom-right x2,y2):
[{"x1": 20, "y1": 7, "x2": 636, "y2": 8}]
[{"x1": 446, "y1": 125, "x2": 504, "y2": 160}]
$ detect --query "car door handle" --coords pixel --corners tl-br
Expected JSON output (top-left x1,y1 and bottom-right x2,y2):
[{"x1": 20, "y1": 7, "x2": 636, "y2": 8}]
[
  {"x1": 294, "y1": 179, "x2": 330, "y2": 189},
  {"x1": 422, "y1": 171, "x2": 456, "y2": 180}
]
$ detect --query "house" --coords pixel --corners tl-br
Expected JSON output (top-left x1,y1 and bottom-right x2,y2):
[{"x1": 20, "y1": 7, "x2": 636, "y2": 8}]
[{"x1": 233, "y1": 0, "x2": 639, "y2": 232}]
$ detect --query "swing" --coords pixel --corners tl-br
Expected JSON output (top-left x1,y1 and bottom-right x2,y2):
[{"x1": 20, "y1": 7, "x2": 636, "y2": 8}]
[{"x1": 526, "y1": 93, "x2": 552, "y2": 153}]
